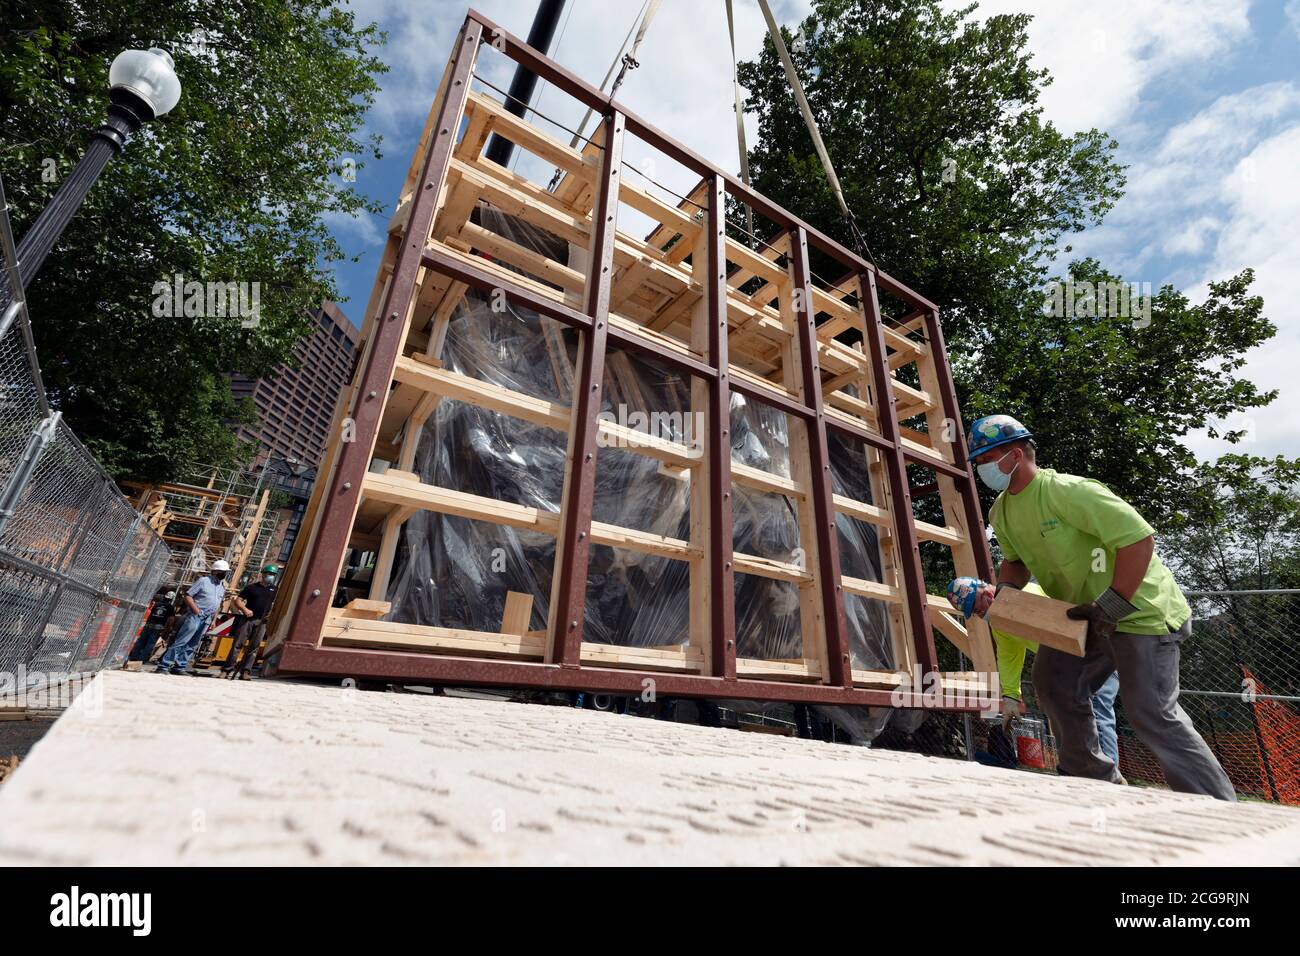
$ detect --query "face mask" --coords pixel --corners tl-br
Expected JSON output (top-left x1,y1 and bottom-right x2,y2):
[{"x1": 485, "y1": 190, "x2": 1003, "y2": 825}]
[{"x1": 977, "y1": 450, "x2": 1019, "y2": 492}]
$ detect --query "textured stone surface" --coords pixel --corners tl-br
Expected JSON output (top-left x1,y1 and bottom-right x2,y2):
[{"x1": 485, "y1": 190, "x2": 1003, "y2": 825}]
[{"x1": 0, "y1": 669, "x2": 1298, "y2": 865}]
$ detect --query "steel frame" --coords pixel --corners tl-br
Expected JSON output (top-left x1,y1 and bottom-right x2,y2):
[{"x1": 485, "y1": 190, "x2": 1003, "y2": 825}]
[{"x1": 265, "y1": 10, "x2": 997, "y2": 710}]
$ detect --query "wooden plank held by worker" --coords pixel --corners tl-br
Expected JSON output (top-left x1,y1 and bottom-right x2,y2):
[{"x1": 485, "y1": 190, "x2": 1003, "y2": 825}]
[{"x1": 986, "y1": 586, "x2": 1088, "y2": 657}]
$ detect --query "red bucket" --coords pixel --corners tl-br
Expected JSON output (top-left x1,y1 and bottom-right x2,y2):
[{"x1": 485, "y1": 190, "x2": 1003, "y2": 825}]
[{"x1": 1014, "y1": 718, "x2": 1048, "y2": 769}]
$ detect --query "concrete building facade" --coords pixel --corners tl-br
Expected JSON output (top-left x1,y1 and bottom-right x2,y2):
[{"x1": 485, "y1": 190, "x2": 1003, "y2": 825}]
[{"x1": 230, "y1": 301, "x2": 358, "y2": 468}]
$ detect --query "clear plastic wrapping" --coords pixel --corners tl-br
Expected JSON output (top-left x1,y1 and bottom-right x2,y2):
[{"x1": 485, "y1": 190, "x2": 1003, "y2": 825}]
[{"x1": 385, "y1": 207, "x2": 896, "y2": 675}]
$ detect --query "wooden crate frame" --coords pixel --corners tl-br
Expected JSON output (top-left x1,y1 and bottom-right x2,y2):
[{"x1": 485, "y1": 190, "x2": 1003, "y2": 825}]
[{"x1": 263, "y1": 9, "x2": 998, "y2": 710}]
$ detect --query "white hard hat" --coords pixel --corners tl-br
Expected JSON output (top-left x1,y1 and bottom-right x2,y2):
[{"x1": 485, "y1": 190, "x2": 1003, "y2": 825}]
[
  {"x1": 212, "y1": 559, "x2": 231, "y2": 572},
  {"x1": 165, "y1": 591, "x2": 176, "y2": 600}
]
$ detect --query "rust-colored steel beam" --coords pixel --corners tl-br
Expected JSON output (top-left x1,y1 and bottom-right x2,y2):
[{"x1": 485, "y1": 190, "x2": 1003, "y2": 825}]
[
  {"x1": 823, "y1": 413, "x2": 968, "y2": 480},
  {"x1": 704, "y1": 174, "x2": 737, "y2": 680},
  {"x1": 924, "y1": 308, "x2": 995, "y2": 581},
  {"x1": 548, "y1": 109, "x2": 624, "y2": 666},
  {"x1": 275, "y1": 642, "x2": 999, "y2": 710},
  {"x1": 859, "y1": 270, "x2": 937, "y2": 673},
  {"x1": 789, "y1": 228, "x2": 851, "y2": 686},
  {"x1": 284, "y1": 18, "x2": 482, "y2": 651},
  {"x1": 607, "y1": 327, "x2": 718, "y2": 380}
]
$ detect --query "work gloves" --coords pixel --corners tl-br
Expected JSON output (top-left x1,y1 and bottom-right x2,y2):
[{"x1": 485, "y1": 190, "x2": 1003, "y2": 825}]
[
  {"x1": 1000, "y1": 695, "x2": 1023, "y2": 731},
  {"x1": 1066, "y1": 587, "x2": 1138, "y2": 642}
]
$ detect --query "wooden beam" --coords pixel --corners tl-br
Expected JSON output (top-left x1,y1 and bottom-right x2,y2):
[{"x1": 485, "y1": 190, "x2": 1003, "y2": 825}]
[{"x1": 986, "y1": 587, "x2": 1088, "y2": 657}]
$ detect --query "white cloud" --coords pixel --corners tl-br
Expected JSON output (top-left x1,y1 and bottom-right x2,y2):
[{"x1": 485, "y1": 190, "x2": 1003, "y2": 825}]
[
  {"x1": 1161, "y1": 215, "x2": 1221, "y2": 256},
  {"x1": 959, "y1": 1, "x2": 1298, "y2": 462},
  {"x1": 321, "y1": 206, "x2": 384, "y2": 248},
  {"x1": 1189, "y1": 123, "x2": 1300, "y2": 459},
  {"x1": 962, "y1": 0, "x2": 1252, "y2": 135}
]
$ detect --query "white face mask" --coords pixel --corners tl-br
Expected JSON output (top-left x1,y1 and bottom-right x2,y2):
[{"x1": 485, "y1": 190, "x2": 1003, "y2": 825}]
[{"x1": 977, "y1": 449, "x2": 1020, "y2": 492}]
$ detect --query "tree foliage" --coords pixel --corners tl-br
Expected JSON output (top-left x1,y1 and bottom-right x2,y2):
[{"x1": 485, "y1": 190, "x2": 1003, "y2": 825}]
[
  {"x1": 737, "y1": 0, "x2": 1289, "y2": 532},
  {"x1": 737, "y1": 0, "x2": 1124, "y2": 343},
  {"x1": 1165, "y1": 455, "x2": 1300, "y2": 592},
  {"x1": 0, "y1": 0, "x2": 386, "y2": 481},
  {"x1": 968, "y1": 261, "x2": 1277, "y2": 525}
]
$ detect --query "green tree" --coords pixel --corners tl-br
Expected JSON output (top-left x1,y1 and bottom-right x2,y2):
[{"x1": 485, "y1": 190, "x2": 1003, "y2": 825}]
[
  {"x1": 968, "y1": 261, "x2": 1278, "y2": 526},
  {"x1": 737, "y1": 0, "x2": 1282, "y2": 529},
  {"x1": 737, "y1": 0, "x2": 1124, "y2": 343},
  {"x1": 1164, "y1": 455, "x2": 1300, "y2": 593},
  {"x1": 0, "y1": 0, "x2": 386, "y2": 481}
]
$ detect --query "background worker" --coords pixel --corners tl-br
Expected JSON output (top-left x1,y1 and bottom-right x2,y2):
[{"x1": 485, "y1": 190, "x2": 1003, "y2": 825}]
[
  {"x1": 154, "y1": 559, "x2": 229, "y2": 675},
  {"x1": 221, "y1": 563, "x2": 279, "y2": 679},
  {"x1": 963, "y1": 414, "x2": 1235, "y2": 800},
  {"x1": 127, "y1": 587, "x2": 177, "y2": 668},
  {"x1": 948, "y1": 577, "x2": 1121, "y2": 767}
]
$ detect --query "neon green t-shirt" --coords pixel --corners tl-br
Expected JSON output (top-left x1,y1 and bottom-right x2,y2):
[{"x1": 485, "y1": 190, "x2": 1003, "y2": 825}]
[{"x1": 989, "y1": 469, "x2": 1189, "y2": 637}]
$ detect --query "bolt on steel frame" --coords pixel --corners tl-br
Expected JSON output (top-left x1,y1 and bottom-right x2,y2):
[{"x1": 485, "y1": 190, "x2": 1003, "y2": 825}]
[{"x1": 264, "y1": 9, "x2": 999, "y2": 710}]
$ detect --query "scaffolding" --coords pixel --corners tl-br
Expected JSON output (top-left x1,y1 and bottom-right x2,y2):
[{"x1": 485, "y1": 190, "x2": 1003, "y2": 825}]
[{"x1": 125, "y1": 462, "x2": 281, "y2": 590}]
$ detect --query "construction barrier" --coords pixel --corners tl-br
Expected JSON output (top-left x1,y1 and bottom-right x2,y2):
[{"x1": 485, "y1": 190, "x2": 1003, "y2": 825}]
[
  {"x1": 0, "y1": 173, "x2": 170, "y2": 691},
  {"x1": 1113, "y1": 591, "x2": 1300, "y2": 805}
]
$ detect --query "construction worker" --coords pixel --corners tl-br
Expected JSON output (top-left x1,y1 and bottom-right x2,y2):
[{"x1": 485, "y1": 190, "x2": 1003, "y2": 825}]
[
  {"x1": 221, "y1": 564, "x2": 279, "y2": 679},
  {"x1": 127, "y1": 587, "x2": 177, "y2": 668},
  {"x1": 154, "y1": 560, "x2": 230, "y2": 675},
  {"x1": 962, "y1": 414, "x2": 1235, "y2": 800},
  {"x1": 947, "y1": 577, "x2": 1121, "y2": 766}
]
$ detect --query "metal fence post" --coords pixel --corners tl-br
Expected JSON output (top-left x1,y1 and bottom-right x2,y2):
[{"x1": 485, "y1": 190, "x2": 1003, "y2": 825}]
[
  {"x1": 0, "y1": 412, "x2": 60, "y2": 538},
  {"x1": 1228, "y1": 621, "x2": 1280, "y2": 803}
]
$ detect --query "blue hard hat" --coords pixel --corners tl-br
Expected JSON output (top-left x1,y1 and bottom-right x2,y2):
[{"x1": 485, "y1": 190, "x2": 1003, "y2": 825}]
[
  {"x1": 947, "y1": 576, "x2": 985, "y2": 619},
  {"x1": 966, "y1": 414, "x2": 1032, "y2": 462}
]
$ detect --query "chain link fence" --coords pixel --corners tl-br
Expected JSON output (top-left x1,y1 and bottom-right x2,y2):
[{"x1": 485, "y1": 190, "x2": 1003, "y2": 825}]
[
  {"x1": 0, "y1": 173, "x2": 170, "y2": 694},
  {"x1": 1111, "y1": 590, "x2": 1300, "y2": 804}
]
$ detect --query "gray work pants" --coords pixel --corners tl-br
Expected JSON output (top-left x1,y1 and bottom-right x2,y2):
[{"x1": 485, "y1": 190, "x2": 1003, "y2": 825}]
[{"x1": 1032, "y1": 619, "x2": 1236, "y2": 801}]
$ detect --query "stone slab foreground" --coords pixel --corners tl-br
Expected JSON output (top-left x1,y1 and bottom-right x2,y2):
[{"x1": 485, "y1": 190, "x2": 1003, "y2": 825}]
[{"x1": 0, "y1": 670, "x2": 1298, "y2": 865}]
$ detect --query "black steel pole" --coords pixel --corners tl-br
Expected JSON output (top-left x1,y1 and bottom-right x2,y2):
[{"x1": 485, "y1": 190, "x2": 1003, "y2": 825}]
[
  {"x1": 14, "y1": 89, "x2": 152, "y2": 290},
  {"x1": 484, "y1": 0, "x2": 567, "y2": 168}
]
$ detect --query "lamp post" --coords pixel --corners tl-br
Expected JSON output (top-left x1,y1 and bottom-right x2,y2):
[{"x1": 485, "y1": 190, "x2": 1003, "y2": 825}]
[{"x1": 14, "y1": 46, "x2": 181, "y2": 290}]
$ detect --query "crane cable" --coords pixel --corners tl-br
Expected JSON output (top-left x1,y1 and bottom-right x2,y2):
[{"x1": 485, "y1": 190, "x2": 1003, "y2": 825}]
[
  {"x1": 753, "y1": 0, "x2": 877, "y2": 268},
  {"x1": 725, "y1": 0, "x2": 755, "y2": 244},
  {"x1": 546, "y1": 0, "x2": 663, "y2": 192}
]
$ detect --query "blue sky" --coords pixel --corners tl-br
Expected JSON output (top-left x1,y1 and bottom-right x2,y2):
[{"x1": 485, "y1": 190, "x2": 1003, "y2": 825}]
[{"x1": 326, "y1": 0, "x2": 1300, "y2": 461}]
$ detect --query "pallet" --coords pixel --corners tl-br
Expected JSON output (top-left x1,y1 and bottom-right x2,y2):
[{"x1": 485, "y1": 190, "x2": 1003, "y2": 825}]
[{"x1": 263, "y1": 9, "x2": 997, "y2": 710}]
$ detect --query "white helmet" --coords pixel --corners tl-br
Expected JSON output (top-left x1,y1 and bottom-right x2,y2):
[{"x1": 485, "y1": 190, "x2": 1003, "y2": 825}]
[{"x1": 212, "y1": 559, "x2": 231, "y2": 572}]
